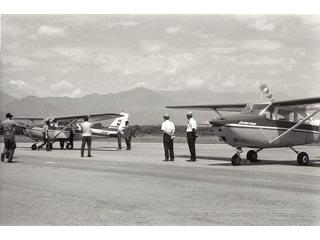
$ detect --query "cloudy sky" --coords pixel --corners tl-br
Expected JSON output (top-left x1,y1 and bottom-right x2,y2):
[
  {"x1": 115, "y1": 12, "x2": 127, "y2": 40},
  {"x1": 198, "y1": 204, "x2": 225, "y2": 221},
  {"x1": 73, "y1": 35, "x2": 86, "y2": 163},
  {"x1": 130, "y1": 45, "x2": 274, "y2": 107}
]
[{"x1": 1, "y1": 14, "x2": 320, "y2": 99}]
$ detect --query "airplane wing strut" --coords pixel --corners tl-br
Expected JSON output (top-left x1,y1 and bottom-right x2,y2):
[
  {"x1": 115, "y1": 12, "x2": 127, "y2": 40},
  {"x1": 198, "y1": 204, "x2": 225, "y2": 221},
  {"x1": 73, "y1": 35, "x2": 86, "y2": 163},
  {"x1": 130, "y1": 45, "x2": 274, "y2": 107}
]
[
  {"x1": 51, "y1": 119, "x2": 78, "y2": 142},
  {"x1": 270, "y1": 109, "x2": 320, "y2": 144}
]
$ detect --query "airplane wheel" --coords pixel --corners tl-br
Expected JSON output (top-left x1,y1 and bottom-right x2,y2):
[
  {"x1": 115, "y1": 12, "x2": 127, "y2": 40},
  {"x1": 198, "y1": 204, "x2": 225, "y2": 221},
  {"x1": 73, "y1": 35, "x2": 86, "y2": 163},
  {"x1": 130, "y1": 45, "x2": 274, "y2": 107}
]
[
  {"x1": 48, "y1": 143, "x2": 53, "y2": 150},
  {"x1": 31, "y1": 144, "x2": 37, "y2": 150},
  {"x1": 231, "y1": 154, "x2": 241, "y2": 166},
  {"x1": 66, "y1": 143, "x2": 73, "y2": 150},
  {"x1": 246, "y1": 150, "x2": 258, "y2": 162},
  {"x1": 297, "y1": 152, "x2": 309, "y2": 166}
]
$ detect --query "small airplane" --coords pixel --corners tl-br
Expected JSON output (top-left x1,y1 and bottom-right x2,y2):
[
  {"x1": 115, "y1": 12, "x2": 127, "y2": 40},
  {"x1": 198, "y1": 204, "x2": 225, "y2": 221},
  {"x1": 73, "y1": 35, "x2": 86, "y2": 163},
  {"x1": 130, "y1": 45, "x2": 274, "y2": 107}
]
[
  {"x1": 13, "y1": 112, "x2": 129, "y2": 150},
  {"x1": 167, "y1": 84, "x2": 320, "y2": 166}
]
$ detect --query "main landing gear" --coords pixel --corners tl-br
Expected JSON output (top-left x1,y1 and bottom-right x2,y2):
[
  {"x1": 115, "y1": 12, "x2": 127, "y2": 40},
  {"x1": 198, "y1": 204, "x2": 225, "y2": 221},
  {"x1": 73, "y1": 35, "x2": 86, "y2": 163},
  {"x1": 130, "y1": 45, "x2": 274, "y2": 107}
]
[
  {"x1": 290, "y1": 147, "x2": 309, "y2": 166},
  {"x1": 231, "y1": 148, "x2": 263, "y2": 166},
  {"x1": 31, "y1": 143, "x2": 37, "y2": 150}
]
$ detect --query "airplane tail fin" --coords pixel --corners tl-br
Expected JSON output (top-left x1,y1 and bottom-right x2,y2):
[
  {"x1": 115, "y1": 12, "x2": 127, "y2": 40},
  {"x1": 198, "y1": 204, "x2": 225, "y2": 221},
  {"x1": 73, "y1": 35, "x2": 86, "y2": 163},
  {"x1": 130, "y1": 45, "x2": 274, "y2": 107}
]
[{"x1": 109, "y1": 112, "x2": 129, "y2": 130}]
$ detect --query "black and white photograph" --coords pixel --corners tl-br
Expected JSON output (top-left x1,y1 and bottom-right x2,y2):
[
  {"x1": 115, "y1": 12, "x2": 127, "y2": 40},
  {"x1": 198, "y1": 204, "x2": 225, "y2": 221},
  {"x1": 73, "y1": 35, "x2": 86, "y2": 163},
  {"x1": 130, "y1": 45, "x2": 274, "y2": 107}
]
[{"x1": 1, "y1": 1, "x2": 320, "y2": 232}]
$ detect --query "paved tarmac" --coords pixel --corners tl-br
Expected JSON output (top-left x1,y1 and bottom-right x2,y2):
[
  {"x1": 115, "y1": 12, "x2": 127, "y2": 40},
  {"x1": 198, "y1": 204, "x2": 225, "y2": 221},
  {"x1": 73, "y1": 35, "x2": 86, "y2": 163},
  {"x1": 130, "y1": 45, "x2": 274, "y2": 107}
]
[{"x1": 1, "y1": 141, "x2": 320, "y2": 225}]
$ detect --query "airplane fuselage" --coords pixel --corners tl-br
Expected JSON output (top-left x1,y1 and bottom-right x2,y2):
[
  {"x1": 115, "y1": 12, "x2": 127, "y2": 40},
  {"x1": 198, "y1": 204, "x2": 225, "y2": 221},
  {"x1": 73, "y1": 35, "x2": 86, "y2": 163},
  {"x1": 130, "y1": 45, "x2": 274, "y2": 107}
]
[
  {"x1": 212, "y1": 117, "x2": 320, "y2": 148},
  {"x1": 25, "y1": 127, "x2": 118, "y2": 142}
]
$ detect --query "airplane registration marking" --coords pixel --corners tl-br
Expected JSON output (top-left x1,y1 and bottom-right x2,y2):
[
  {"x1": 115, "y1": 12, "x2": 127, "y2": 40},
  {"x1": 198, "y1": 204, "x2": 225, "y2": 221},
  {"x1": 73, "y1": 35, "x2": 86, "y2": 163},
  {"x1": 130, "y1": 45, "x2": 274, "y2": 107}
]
[{"x1": 238, "y1": 121, "x2": 256, "y2": 126}]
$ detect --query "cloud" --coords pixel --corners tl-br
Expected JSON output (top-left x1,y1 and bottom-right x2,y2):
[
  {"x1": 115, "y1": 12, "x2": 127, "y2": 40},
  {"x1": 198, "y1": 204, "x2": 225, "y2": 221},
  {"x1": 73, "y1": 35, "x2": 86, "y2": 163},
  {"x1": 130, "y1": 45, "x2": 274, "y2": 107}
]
[
  {"x1": 2, "y1": 56, "x2": 35, "y2": 68},
  {"x1": 9, "y1": 80, "x2": 29, "y2": 90},
  {"x1": 237, "y1": 16, "x2": 275, "y2": 32},
  {"x1": 52, "y1": 47, "x2": 86, "y2": 62},
  {"x1": 241, "y1": 40, "x2": 283, "y2": 51},
  {"x1": 106, "y1": 21, "x2": 139, "y2": 28},
  {"x1": 140, "y1": 41, "x2": 169, "y2": 53},
  {"x1": 50, "y1": 80, "x2": 82, "y2": 97},
  {"x1": 165, "y1": 26, "x2": 182, "y2": 34},
  {"x1": 186, "y1": 77, "x2": 204, "y2": 88},
  {"x1": 165, "y1": 53, "x2": 194, "y2": 75},
  {"x1": 38, "y1": 25, "x2": 66, "y2": 36}
]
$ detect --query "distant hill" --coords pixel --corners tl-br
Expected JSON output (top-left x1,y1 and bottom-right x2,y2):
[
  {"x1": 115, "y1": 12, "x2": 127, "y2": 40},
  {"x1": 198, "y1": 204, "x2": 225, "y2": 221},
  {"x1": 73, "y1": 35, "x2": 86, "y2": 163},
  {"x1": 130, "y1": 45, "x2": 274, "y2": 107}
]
[
  {"x1": 0, "y1": 91, "x2": 16, "y2": 108},
  {"x1": 0, "y1": 87, "x2": 292, "y2": 125}
]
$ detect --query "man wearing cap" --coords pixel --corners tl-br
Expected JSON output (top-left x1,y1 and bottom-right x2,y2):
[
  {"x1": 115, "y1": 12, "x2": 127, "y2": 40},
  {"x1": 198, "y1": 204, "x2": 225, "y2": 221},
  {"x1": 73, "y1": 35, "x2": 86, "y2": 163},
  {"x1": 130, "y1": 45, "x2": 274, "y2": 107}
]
[
  {"x1": 1, "y1": 113, "x2": 21, "y2": 162},
  {"x1": 161, "y1": 113, "x2": 175, "y2": 161},
  {"x1": 186, "y1": 111, "x2": 197, "y2": 162}
]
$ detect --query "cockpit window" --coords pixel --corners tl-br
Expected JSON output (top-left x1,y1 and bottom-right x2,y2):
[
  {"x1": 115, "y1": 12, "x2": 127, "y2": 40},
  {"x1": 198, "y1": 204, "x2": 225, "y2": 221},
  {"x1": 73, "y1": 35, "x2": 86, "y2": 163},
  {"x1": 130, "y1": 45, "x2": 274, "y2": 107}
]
[{"x1": 241, "y1": 104, "x2": 260, "y2": 114}]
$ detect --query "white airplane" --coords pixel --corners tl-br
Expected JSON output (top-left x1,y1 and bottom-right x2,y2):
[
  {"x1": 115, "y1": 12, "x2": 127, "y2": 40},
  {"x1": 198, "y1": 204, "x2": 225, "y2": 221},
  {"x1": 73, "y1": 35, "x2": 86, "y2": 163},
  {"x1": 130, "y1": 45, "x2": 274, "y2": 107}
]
[
  {"x1": 13, "y1": 112, "x2": 129, "y2": 150},
  {"x1": 167, "y1": 85, "x2": 320, "y2": 166}
]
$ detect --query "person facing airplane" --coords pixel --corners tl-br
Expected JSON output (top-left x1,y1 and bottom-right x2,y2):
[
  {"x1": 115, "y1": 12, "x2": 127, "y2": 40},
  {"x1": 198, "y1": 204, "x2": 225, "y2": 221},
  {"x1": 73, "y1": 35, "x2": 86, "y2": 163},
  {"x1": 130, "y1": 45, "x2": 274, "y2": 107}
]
[
  {"x1": 1, "y1": 113, "x2": 21, "y2": 162},
  {"x1": 186, "y1": 111, "x2": 197, "y2": 162},
  {"x1": 38, "y1": 120, "x2": 51, "y2": 151},
  {"x1": 161, "y1": 113, "x2": 175, "y2": 161},
  {"x1": 80, "y1": 116, "x2": 93, "y2": 157}
]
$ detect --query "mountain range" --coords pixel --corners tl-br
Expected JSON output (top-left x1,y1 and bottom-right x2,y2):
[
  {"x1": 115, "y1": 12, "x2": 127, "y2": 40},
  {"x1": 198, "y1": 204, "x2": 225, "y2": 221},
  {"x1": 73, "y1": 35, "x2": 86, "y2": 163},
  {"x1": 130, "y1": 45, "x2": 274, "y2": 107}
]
[{"x1": 0, "y1": 87, "x2": 291, "y2": 125}]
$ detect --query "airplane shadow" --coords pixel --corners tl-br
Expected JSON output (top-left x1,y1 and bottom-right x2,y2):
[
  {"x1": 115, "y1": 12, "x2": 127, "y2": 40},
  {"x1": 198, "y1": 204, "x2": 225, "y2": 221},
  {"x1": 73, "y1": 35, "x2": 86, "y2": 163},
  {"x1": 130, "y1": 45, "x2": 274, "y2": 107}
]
[{"x1": 176, "y1": 155, "x2": 320, "y2": 167}]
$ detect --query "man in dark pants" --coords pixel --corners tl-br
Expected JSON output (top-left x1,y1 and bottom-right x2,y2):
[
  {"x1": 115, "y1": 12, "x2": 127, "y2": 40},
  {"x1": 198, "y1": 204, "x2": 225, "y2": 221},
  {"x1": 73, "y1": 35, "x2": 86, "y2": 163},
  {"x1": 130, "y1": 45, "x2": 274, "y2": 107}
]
[
  {"x1": 38, "y1": 120, "x2": 51, "y2": 151},
  {"x1": 161, "y1": 113, "x2": 175, "y2": 161},
  {"x1": 186, "y1": 111, "x2": 197, "y2": 162},
  {"x1": 69, "y1": 125, "x2": 75, "y2": 149},
  {"x1": 123, "y1": 121, "x2": 135, "y2": 150},
  {"x1": 80, "y1": 116, "x2": 93, "y2": 157},
  {"x1": 1, "y1": 113, "x2": 21, "y2": 162},
  {"x1": 117, "y1": 122, "x2": 122, "y2": 150}
]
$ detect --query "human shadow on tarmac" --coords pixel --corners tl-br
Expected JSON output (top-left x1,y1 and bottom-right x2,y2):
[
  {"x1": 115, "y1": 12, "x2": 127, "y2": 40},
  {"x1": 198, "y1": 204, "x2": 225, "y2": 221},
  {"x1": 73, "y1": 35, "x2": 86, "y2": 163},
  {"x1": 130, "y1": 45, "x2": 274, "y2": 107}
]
[{"x1": 176, "y1": 154, "x2": 320, "y2": 167}]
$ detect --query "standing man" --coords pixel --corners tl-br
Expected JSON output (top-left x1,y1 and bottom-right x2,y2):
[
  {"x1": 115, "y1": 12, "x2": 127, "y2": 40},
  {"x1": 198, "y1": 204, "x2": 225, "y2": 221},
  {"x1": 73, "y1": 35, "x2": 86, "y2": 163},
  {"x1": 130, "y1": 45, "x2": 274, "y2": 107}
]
[
  {"x1": 69, "y1": 124, "x2": 75, "y2": 150},
  {"x1": 80, "y1": 116, "x2": 93, "y2": 157},
  {"x1": 1, "y1": 113, "x2": 20, "y2": 162},
  {"x1": 117, "y1": 121, "x2": 122, "y2": 150},
  {"x1": 38, "y1": 120, "x2": 51, "y2": 151},
  {"x1": 123, "y1": 121, "x2": 135, "y2": 150},
  {"x1": 161, "y1": 113, "x2": 175, "y2": 161},
  {"x1": 186, "y1": 111, "x2": 197, "y2": 162}
]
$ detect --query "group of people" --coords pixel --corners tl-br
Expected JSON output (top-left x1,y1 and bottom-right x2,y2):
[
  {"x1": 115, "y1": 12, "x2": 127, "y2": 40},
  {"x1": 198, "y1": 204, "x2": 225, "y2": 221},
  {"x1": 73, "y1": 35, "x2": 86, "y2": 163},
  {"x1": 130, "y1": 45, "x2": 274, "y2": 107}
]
[
  {"x1": 1, "y1": 111, "x2": 197, "y2": 162},
  {"x1": 161, "y1": 111, "x2": 197, "y2": 162},
  {"x1": 79, "y1": 118, "x2": 136, "y2": 157}
]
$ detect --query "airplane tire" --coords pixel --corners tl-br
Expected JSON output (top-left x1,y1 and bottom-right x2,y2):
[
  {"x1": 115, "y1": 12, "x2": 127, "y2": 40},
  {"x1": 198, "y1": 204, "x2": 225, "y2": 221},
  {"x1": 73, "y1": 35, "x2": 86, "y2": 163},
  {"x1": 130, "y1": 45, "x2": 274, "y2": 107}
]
[
  {"x1": 31, "y1": 144, "x2": 37, "y2": 150},
  {"x1": 231, "y1": 154, "x2": 241, "y2": 166},
  {"x1": 246, "y1": 150, "x2": 258, "y2": 162},
  {"x1": 66, "y1": 143, "x2": 73, "y2": 150},
  {"x1": 297, "y1": 152, "x2": 309, "y2": 166}
]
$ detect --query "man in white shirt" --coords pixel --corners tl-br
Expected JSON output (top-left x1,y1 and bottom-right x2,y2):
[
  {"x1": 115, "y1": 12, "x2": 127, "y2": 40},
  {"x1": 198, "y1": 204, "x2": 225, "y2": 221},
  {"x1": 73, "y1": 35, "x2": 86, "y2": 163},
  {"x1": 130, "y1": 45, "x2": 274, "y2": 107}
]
[
  {"x1": 37, "y1": 120, "x2": 51, "y2": 151},
  {"x1": 161, "y1": 113, "x2": 175, "y2": 161},
  {"x1": 80, "y1": 115, "x2": 93, "y2": 157},
  {"x1": 186, "y1": 111, "x2": 197, "y2": 161}
]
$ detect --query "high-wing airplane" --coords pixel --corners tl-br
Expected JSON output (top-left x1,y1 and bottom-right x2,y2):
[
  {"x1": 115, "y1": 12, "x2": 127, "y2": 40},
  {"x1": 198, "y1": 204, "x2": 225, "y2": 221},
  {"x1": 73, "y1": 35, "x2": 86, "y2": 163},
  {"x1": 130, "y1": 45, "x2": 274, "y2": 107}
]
[
  {"x1": 13, "y1": 112, "x2": 129, "y2": 150},
  {"x1": 167, "y1": 85, "x2": 320, "y2": 166}
]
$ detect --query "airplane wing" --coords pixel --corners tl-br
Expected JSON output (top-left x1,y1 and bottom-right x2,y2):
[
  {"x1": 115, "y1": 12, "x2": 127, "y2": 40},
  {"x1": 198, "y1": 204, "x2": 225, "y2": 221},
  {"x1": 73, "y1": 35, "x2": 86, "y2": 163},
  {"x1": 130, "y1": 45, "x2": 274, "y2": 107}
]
[
  {"x1": 13, "y1": 117, "x2": 44, "y2": 121},
  {"x1": 53, "y1": 113, "x2": 123, "y2": 122},
  {"x1": 13, "y1": 113, "x2": 123, "y2": 122},
  {"x1": 272, "y1": 97, "x2": 320, "y2": 107},
  {"x1": 166, "y1": 103, "x2": 247, "y2": 112},
  {"x1": 273, "y1": 97, "x2": 320, "y2": 114}
]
